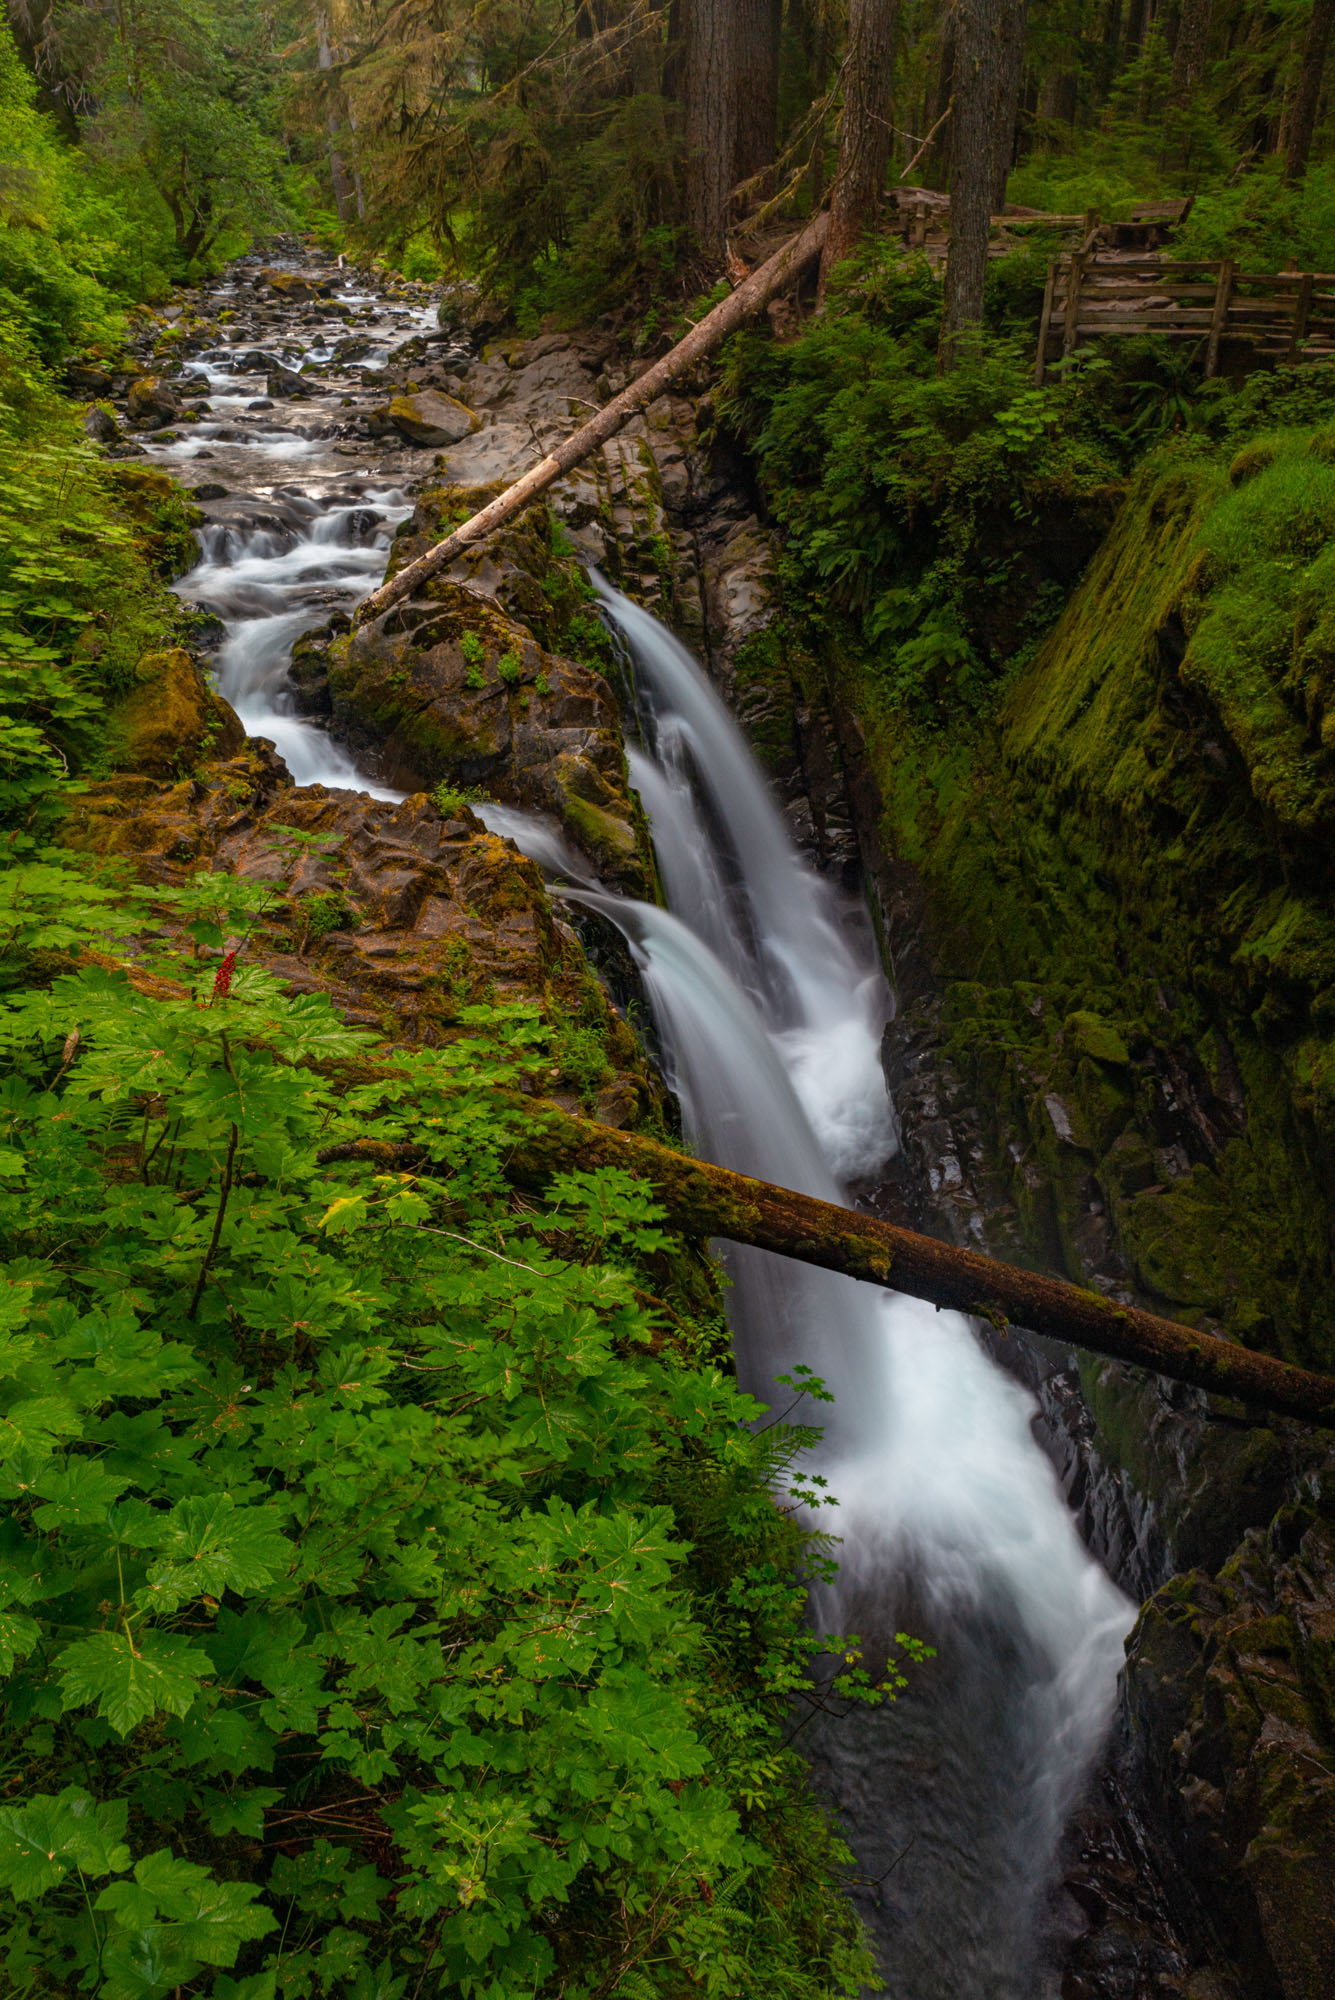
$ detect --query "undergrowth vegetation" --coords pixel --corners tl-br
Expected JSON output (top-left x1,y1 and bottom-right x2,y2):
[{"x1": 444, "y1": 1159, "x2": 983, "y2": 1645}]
[
  {"x1": 0, "y1": 322, "x2": 191, "y2": 829},
  {"x1": 0, "y1": 854, "x2": 917, "y2": 1999},
  {"x1": 716, "y1": 238, "x2": 1335, "y2": 729}
]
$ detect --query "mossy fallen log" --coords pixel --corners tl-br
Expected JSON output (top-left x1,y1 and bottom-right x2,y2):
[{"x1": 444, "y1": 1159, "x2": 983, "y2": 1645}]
[{"x1": 321, "y1": 1098, "x2": 1335, "y2": 1429}]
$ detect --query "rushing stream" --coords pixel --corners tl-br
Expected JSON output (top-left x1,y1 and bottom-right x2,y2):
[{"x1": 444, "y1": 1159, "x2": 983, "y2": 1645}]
[
  {"x1": 163, "y1": 259, "x2": 1135, "y2": 1997},
  {"x1": 578, "y1": 586, "x2": 1136, "y2": 1999}
]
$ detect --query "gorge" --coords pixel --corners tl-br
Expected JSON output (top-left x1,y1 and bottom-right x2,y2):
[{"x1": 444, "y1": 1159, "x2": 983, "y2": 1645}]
[{"x1": 55, "y1": 247, "x2": 1328, "y2": 1996}]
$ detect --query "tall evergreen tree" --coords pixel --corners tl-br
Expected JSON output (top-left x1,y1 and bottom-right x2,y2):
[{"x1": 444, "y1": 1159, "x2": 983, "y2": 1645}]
[
  {"x1": 1285, "y1": 0, "x2": 1335, "y2": 179},
  {"x1": 820, "y1": 0, "x2": 898, "y2": 293}
]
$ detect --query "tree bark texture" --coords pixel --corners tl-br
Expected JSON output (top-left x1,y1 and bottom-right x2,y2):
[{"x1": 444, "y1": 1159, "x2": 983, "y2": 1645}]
[
  {"x1": 1170, "y1": 0, "x2": 1214, "y2": 98},
  {"x1": 818, "y1": 0, "x2": 898, "y2": 296},
  {"x1": 684, "y1": 0, "x2": 739, "y2": 259},
  {"x1": 1285, "y1": 0, "x2": 1335, "y2": 180},
  {"x1": 320, "y1": 1106, "x2": 1335, "y2": 1429},
  {"x1": 733, "y1": 0, "x2": 783, "y2": 193},
  {"x1": 941, "y1": 0, "x2": 1004, "y2": 366},
  {"x1": 354, "y1": 211, "x2": 830, "y2": 624},
  {"x1": 316, "y1": 8, "x2": 354, "y2": 226},
  {"x1": 991, "y1": 0, "x2": 1029, "y2": 208}
]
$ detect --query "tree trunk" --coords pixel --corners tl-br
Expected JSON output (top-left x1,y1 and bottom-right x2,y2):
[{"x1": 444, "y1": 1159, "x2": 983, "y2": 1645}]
[
  {"x1": 1038, "y1": 67, "x2": 1078, "y2": 123},
  {"x1": 1284, "y1": 0, "x2": 1335, "y2": 180},
  {"x1": 684, "y1": 0, "x2": 740, "y2": 260},
  {"x1": 929, "y1": 25, "x2": 956, "y2": 182},
  {"x1": 316, "y1": 7, "x2": 354, "y2": 226},
  {"x1": 1170, "y1": 0, "x2": 1213, "y2": 99},
  {"x1": 733, "y1": 0, "x2": 783, "y2": 198},
  {"x1": 940, "y1": 0, "x2": 1004, "y2": 367},
  {"x1": 320, "y1": 1111, "x2": 1335, "y2": 1428},
  {"x1": 355, "y1": 211, "x2": 831, "y2": 624},
  {"x1": 991, "y1": 0, "x2": 1029, "y2": 208},
  {"x1": 818, "y1": 0, "x2": 898, "y2": 296}
]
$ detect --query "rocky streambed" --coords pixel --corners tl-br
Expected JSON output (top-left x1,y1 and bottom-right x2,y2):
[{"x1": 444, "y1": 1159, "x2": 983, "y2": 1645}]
[{"x1": 65, "y1": 244, "x2": 1335, "y2": 2000}]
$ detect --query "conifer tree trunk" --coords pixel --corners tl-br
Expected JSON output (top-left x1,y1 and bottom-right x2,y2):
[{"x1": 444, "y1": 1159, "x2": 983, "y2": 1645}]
[
  {"x1": 315, "y1": 6, "x2": 354, "y2": 225},
  {"x1": 940, "y1": 0, "x2": 1005, "y2": 367},
  {"x1": 1285, "y1": 0, "x2": 1335, "y2": 180},
  {"x1": 1170, "y1": 0, "x2": 1213, "y2": 99},
  {"x1": 819, "y1": 0, "x2": 898, "y2": 296},
  {"x1": 684, "y1": 0, "x2": 740, "y2": 260},
  {"x1": 733, "y1": 0, "x2": 783, "y2": 194},
  {"x1": 991, "y1": 0, "x2": 1029, "y2": 207}
]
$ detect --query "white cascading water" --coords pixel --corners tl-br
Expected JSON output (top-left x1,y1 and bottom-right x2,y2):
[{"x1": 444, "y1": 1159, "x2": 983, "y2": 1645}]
[
  {"x1": 158, "y1": 267, "x2": 440, "y2": 798},
  {"x1": 179, "y1": 499, "x2": 411, "y2": 796},
  {"x1": 579, "y1": 579, "x2": 1135, "y2": 1997}
]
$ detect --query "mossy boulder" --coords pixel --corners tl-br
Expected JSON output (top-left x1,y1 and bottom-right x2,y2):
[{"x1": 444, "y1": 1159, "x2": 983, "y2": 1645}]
[
  {"x1": 125, "y1": 374, "x2": 180, "y2": 430},
  {"x1": 386, "y1": 391, "x2": 479, "y2": 447},
  {"x1": 107, "y1": 465, "x2": 204, "y2": 579},
  {"x1": 107, "y1": 648, "x2": 244, "y2": 778},
  {"x1": 295, "y1": 583, "x2": 649, "y2": 892}
]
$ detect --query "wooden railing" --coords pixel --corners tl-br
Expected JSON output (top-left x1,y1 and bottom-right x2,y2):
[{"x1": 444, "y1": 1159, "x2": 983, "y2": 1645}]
[{"x1": 1034, "y1": 256, "x2": 1335, "y2": 382}]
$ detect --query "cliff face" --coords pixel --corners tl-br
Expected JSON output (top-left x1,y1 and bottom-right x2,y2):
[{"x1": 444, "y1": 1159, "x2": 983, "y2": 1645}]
[{"x1": 824, "y1": 442, "x2": 1335, "y2": 1997}]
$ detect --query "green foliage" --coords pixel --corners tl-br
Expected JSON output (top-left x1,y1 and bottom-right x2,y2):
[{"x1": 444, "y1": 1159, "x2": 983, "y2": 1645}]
[
  {"x1": 0, "y1": 319, "x2": 183, "y2": 827},
  {"x1": 0, "y1": 852, "x2": 904, "y2": 1998},
  {"x1": 715, "y1": 240, "x2": 1117, "y2": 724},
  {"x1": 430, "y1": 781, "x2": 486, "y2": 818}
]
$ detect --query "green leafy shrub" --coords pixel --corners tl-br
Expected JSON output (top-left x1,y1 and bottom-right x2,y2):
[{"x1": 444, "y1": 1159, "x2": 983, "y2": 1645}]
[
  {"x1": 0, "y1": 315, "x2": 184, "y2": 825},
  {"x1": 0, "y1": 855, "x2": 913, "y2": 1998},
  {"x1": 714, "y1": 243, "x2": 1117, "y2": 723}
]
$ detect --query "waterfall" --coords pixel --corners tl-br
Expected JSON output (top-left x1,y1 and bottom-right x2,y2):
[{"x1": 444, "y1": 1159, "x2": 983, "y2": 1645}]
[{"x1": 588, "y1": 578, "x2": 1134, "y2": 1998}]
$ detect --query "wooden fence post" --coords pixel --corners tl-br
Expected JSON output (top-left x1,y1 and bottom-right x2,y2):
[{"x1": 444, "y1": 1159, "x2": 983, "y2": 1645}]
[
  {"x1": 1062, "y1": 253, "x2": 1086, "y2": 358},
  {"x1": 1288, "y1": 271, "x2": 1315, "y2": 362},
  {"x1": 1205, "y1": 257, "x2": 1236, "y2": 378},
  {"x1": 1034, "y1": 261, "x2": 1057, "y2": 385}
]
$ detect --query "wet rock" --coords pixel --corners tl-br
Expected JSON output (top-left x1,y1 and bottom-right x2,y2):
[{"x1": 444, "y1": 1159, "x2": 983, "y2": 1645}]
[
  {"x1": 331, "y1": 334, "x2": 378, "y2": 367},
  {"x1": 386, "y1": 390, "x2": 480, "y2": 447},
  {"x1": 63, "y1": 362, "x2": 114, "y2": 398},
  {"x1": 254, "y1": 269, "x2": 326, "y2": 302},
  {"x1": 1123, "y1": 1505, "x2": 1335, "y2": 1999},
  {"x1": 106, "y1": 649, "x2": 244, "y2": 777},
  {"x1": 304, "y1": 583, "x2": 648, "y2": 892},
  {"x1": 83, "y1": 403, "x2": 120, "y2": 443},
  {"x1": 60, "y1": 749, "x2": 656, "y2": 1112},
  {"x1": 125, "y1": 375, "x2": 180, "y2": 430},
  {"x1": 266, "y1": 364, "x2": 311, "y2": 399}
]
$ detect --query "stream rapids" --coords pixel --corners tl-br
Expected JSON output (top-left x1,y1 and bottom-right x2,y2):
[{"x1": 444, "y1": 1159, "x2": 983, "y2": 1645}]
[{"x1": 156, "y1": 250, "x2": 1135, "y2": 1999}]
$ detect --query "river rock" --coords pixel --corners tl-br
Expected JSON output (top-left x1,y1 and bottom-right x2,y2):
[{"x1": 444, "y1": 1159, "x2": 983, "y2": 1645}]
[
  {"x1": 59, "y1": 746, "x2": 652, "y2": 1123},
  {"x1": 255, "y1": 269, "x2": 323, "y2": 302},
  {"x1": 295, "y1": 584, "x2": 647, "y2": 891},
  {"x1": 108, "y1": 649, "x2": 244, "y2": 777},
  {"x1": 266, "y1": 364, "x2": 311, "y2": 399},
  {"x1": 83, "y1": 404, "x2": 121, "y2": 444},
  {"x1": 125, "y1": 375, "x2": 180, "y2": 430},
  {"x1": 386, "y1": 390, "x2": 480, "y2": 447}
]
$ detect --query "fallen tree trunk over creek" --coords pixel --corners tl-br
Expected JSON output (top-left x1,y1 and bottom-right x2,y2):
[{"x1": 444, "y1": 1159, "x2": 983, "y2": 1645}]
[
  {"x1": 355, "y1": 210, "x2": 831, "y2": 624},
  {"x1": 322, "y1": 1100, "x2": 1335, "y2": 1428}
]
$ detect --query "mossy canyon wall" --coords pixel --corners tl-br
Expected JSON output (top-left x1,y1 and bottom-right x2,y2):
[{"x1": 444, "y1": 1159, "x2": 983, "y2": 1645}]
[{"x1": 812, "y1": 441, "x2": 1335, "y2": 1999}]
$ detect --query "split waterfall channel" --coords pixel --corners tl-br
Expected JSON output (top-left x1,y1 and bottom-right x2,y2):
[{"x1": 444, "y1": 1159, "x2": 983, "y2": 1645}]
[{"x1": 166, "y1": 271, "x2": 1134, "y2": 1996}]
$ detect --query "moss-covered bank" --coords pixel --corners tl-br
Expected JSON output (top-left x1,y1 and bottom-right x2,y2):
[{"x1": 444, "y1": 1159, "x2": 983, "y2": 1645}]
[{"x1": 852, "y1": 440, "x2": 1335, "y2": 1377}]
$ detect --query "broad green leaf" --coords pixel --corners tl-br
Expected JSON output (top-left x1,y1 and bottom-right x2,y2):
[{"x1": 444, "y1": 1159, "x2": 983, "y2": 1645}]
[
  {"x1": 137, "y1": 1494, "x2": 289, "y2": 1614},
  {"x1": 57, "y1": 1630, "x2": 212, "y2": 1736}
]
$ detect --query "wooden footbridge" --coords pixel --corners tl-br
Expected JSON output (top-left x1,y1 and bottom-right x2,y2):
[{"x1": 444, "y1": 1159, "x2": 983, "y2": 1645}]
[{"x1": 1033, "y1": 255, "x2": 1335, "y2": 382}]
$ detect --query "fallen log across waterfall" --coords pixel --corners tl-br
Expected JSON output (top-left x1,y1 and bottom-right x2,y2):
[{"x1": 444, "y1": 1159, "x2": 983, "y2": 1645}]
[
  {"x1": 320, "y1": 1098, "x2": 1335, "y2": 1429},
  {"x1": 354, "y1": 210, "x2": 831, "y2": 624}
]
